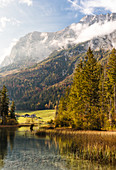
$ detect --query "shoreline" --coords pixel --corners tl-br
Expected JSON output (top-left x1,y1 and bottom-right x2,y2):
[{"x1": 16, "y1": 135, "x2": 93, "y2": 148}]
[
  {"x1": 35, "y1": 128, "x2": 116, "y2": 136},
  {"x1": 0, "y1": 125, "x2": 116, "y2": 134},
  {"x1": 0, "y1": 123, "x2": 38, "y2": 128}
]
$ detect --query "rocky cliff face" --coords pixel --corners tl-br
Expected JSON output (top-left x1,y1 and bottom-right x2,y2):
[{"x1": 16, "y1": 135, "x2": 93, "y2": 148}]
[{"x1": 1, "y1": 13, "x2": 116, "y2": 67}]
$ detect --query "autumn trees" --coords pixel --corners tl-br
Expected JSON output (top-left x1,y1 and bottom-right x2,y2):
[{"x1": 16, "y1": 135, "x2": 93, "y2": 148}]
[{"x1": 55, "y1": 48, "x2": 116, "y2": 130}]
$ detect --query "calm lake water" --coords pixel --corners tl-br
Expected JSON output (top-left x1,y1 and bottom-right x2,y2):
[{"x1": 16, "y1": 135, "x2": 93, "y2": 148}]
[{"x1": 0, "y1": 127, "x2": 115, "y2": 170}]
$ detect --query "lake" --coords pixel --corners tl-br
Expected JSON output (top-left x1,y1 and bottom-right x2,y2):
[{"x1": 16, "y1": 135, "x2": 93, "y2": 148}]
[{"x1": 0, "y1": 127, "x2": 116, "y2": 170}]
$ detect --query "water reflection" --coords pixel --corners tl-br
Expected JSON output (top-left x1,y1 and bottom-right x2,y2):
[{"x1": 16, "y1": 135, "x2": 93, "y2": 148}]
[
  {"x1": 0, "y1": 128, "x2": 67, "y2": 170},
  {"x1": 49, "y1": 132, "x2": 116, "y2": 169},
  {"x1": 0, "y1": 128, "x2": 115, "y2": 170},
  {"x1": 0, "y1": 128, "x2": 16, "y2": 169}
]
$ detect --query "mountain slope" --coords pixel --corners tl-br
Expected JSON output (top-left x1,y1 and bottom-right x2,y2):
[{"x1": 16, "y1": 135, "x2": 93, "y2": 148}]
[
  {"x1": 1, "y1": 13, "x2": 116, "y2": 68},
  {"x1": 0, "y1": 45, "x2": 110, "y2": 110}
]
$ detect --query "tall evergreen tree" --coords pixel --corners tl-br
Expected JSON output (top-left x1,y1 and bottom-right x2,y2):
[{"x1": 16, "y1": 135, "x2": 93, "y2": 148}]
[
  {"x1": 55, "y1": 87, "x2": 71, "y2": 127},
  {"x1": 71, "y1": 48, "x2": 101, "y2": 129},
  {"x1": 1, "y1": 85, "x2": 9, "y2": 124},
  {"x1": 106, "y1": 48, "x2": 116, "y2": 126},
  {"x1": 99, "y1": 64, "x2": 108, "y2": 128},
  {"x1": 56, "y1": 48, "x2": 116, "y2": 130},
  {"x1": 56, "y1": 48, "x2": 102, "y2": 130},
  {"x1": 68, "y1": 60, "x2": 85, "y2": 129}
]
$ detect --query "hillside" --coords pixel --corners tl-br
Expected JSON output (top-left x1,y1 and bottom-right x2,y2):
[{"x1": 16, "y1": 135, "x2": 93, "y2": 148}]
[{"x1": 0, "y1": 44, "x2": 111, "y2": 110}]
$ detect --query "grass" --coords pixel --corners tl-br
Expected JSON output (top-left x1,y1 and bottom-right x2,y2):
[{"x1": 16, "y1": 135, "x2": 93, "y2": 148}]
[
  {"x1": 36, "y1": 129, "x2": 116, "y2": 166},
  {"x1": 16, "y1": 109, "x2": 55, "y2": 125}
]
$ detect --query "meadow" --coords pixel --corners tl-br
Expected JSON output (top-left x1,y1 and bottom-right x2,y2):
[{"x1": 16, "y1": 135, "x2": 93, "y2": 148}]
[{"x1": 16, "y1": 109, "x2": 55, "y2": 125}]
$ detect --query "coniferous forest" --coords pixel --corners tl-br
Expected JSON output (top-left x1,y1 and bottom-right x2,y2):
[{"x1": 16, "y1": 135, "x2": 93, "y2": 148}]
[
  {"x1": 55, "y1": 48, "x2": 116, "y2": 130},
  {"x1": 0, "y1": 46, "x2": 111, "y2": 111}
]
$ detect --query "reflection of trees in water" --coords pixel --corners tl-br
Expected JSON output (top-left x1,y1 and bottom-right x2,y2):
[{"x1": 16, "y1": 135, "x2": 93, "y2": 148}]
[
  {"x1": 49, "y1": 133, "x2": 116, "y2": 166},
  {"x1": 0, "y1": 128, "x2": 16, "y2": 168},
  {"x1": 8, "y1": 129, "x2": 16, "y2": 151},
  {"x1": 0, "y1": 128, "x2": 8, "y2": 160}
]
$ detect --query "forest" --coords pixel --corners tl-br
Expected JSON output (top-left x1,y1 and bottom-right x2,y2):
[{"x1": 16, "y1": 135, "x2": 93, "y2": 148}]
[
  {"x1": 55, "y1": 48, "x2": 116, "y2": 130},
  {"x1": 0, "y1": 44, "x2": 112, "y2": 110}
]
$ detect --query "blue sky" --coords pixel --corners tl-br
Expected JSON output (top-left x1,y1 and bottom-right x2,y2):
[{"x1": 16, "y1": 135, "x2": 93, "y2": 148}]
[{"x1": 0, "y1": 0, "x2": 115, "y2": 63}]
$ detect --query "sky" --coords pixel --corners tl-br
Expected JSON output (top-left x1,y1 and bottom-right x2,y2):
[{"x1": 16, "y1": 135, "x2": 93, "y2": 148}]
[{"x1": 0, "y1": 0, "x2": 115, "y2": 63}]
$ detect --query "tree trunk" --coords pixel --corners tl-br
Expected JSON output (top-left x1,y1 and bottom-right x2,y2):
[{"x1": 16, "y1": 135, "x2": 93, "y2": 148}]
[
  {"x1": 114, "y1": 84, "x2": 116, "y2": 114},
  {"x1": 2, "y1": 115, "x2": 7, "y2": 125},
  {"x1": 109, "y1": 98, "x2": 112, "y2": 127}
]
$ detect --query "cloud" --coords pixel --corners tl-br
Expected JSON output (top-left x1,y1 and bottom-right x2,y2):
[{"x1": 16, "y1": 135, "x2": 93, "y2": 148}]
[
  {"x1": 0, "y1": 17, "x2": 21, "y2": 31},
  {"x1": 0, "y1": 0, "x2": 13, "y2": 7},
  {"x1": 71, "y1": 20, "x2": 116, "y2": 44},
  {"x1": 68, "y1": 0, "x2": 116, "y2": 15},
  {"x1": 0, "y1": 17, "x2": 10, "y2": 28},
  {"x1": 51, "y1": 20, "x2": 116, "y2": 49},
  {"x1": 0, "y1": 38, "x2": 18, "y2": 63},
  {"x1": 0, "y1": 0, "x2": 33, "y2": 8},
  {"x1": 19, "y1": 0, "x2": 32, "y2": 6}
]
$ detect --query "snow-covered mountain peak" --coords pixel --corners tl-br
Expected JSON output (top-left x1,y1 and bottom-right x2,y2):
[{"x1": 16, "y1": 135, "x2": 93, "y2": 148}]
[
  {"x1": 1, "y1": 13, "x2": 116, "y2": 68},
  {"x1": 79, "y1": 13, "x2": 116, "y2": 25}
]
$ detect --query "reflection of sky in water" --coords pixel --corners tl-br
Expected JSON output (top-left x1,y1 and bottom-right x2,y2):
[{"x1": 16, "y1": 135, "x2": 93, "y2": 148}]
[
  {"x1": 0, "y1": 128, "x2": 115, "y2": 170},
  {"x1": 1, "y1": 129, "x2": 65, "y2": 170}
]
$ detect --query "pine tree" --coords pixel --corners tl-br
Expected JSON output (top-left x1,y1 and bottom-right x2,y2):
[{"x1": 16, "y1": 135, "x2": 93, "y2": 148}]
[
  {"x1": 69, "y1": 48, "x2": 101, "y2": 129},
  {"x1": 106, "y1": 48, "x2": 116, "y2": 127},
  {"x1": 56, "y1": 48, "x2": 115, "y2": 130},
  {"x1": 57, "y1": 48, "x2": 102, "y2": 130},
  {"x1": 83, "y1": 48, "x2": 102, "y2": 129},
  {"x1": 84, "y1": 48, "x2": 101, "y2": 107},
  {"x1": 68, "y1": 60, "x2": 85, "y2": 129},
  {"x1": 1, "y1": 85, "x2": 9, "y2": 124},
  {"x1": 99, "y1": 65, "x2": 108, "y2": 128},
  {"x1": 55, "y1": 87, "x2": 71, "y2": 127}
]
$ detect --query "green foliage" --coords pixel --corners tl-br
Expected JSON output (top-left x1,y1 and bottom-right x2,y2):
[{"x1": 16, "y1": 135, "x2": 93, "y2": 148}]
[
  {"x1": 56, "y1": 48, "x2": 116, "y2": 130},
  {"x1": 0, "y1": 85, "x2": 9, "y2": 124},
  {"x1": 1, "y1": 85, "x2": 9, "y2": 117},
  {"x1": 0, "y1": 86, "x2": 16, "y2": 125},
  {"x1": 107, "y1": 48, "x2": 116, "y2": 83},
  {"x1": 0, "y1": 44, "x2": 111, "y2": 111}
]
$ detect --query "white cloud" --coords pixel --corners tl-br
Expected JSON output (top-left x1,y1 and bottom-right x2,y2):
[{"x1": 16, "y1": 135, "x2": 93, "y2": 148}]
[
  {"x1": 0, "y1": 39, "x2": 18, "y2": 63},
  {"x1": 0, "y1": 0, "x2": 33, "y2": 8},
  {"x1": 0, "y1": 17, "x2": 10, "y2": 28},
  {"x1": 68, "y1": 0, "x2": 116, "y2": 15},
  {"x1": 0, "y1": 17, "x2": 21, "y2": 31},
  {"x1": 0, "y1": 0, "x2": 13, "y2": 7},
  {"x1": 19, "y1": 0, "x2": 32, "y2": 6},
  {"x1": 52, "y1": 20, "x2": 116, "y2": 49},
  {"x1": 68, "y1": 0, "x2": 82, "y2": 10},
  {"x1": 74, "y1": 20, "x2": 116, "y2": 44}
]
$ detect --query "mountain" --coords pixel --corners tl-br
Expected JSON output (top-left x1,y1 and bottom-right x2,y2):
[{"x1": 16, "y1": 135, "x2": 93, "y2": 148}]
[
  {"x1": 0, "y1": 44, "x2": 110, "y2": 110},
  {"x1": 1, "y1": 13, "x2": 116, "y2": 68},
  {"x1": 0, "y1": 13, "x2": 115, "y2": 110}
]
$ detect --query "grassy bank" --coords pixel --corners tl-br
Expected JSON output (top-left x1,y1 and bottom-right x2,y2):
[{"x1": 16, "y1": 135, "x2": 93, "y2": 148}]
[{"x1": 36, "y1": 129, "x2": 116, "y2": 166}]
